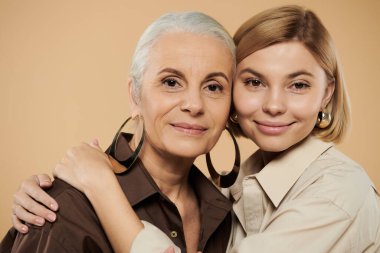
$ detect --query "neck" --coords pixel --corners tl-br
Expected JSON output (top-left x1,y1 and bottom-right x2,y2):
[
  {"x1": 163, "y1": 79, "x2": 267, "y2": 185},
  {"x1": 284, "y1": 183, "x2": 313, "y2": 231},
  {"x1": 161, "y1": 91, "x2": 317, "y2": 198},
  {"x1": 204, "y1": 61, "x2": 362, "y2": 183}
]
[
  {"x1": 134, "y1": 139, "x2": 196, "y2": 203},
  {"x1": 260, "y1": 137, "x2": 311, "y2": 166},
  {"x1": 260, "y1": 151, "x2": 280, "y2": 166}
]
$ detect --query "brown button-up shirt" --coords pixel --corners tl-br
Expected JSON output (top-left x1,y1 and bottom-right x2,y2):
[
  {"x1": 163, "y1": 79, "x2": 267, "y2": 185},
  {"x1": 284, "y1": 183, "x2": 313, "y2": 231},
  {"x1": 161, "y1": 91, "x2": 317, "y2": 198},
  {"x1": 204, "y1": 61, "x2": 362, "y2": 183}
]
[{"x1": 1, "y1": 133, "x2": 232, "y2": 253}]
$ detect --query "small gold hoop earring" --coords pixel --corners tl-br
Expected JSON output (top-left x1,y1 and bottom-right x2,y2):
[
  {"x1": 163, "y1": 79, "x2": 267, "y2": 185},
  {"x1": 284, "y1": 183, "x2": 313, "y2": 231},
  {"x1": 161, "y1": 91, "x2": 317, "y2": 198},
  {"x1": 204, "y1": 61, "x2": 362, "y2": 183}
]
[
  {"x1": 107, "y1": 116, "x2": 145, "y2": 174},
  {"x1": 316, "y1": 111, "x2": 332, "y2": 129},
  {"x1": 229, "y1": 114, "x2": 238, "y2": 124},
  {"x1": 205, "y1": 127, "x2": 240, "y2": 188}
]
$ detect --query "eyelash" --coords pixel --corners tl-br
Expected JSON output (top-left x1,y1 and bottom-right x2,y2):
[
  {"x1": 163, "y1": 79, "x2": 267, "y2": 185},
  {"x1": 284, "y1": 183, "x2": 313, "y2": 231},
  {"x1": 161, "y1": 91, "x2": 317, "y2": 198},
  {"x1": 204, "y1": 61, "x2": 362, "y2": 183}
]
[
  {"x1": 162, "y1": 78, "x2": 180, "y2": 88},
  {"x1": 244, "y1": 78, "x2": 263, "y2": 87},
  {"x1": 243, "y1": 78, "x2": 311, "y2": 91},
  {"x1": 162, "y1": 77, "x2": 224, "y2": 93},
  {"x1": 290, "y1": 81, "x2": 311, "y2": 90},
  {"x1": 205, "y1": 83, "x2": 223, "y2": 93}
]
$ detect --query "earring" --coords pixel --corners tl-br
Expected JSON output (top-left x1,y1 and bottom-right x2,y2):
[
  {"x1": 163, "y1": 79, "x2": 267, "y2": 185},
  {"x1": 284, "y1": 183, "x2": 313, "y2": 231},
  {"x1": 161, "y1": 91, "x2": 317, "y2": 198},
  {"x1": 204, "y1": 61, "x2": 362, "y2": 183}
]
[
  {"x1": 205, "y1": 127, "x2": 240, "y2": 188},
  {"x1": 316, "y1": 111, "x2": 332, "y2": 129},
  {"x1": 229, "y1": 114, "x2": 238, "y2": 124},
  {"x1": 107, "y1": 116, "x2": 145, "y2": 174}
]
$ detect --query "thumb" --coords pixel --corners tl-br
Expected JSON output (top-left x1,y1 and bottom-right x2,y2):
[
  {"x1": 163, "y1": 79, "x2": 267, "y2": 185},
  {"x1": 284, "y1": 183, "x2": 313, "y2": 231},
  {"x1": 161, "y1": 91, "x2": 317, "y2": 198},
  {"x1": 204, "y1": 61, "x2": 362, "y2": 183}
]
[
  {"x1": 90, "y1": 138, "x2": 103, "y2": 151},
  {"x1": 36, "y1": 174, "x2": 54, "y2": 188}
]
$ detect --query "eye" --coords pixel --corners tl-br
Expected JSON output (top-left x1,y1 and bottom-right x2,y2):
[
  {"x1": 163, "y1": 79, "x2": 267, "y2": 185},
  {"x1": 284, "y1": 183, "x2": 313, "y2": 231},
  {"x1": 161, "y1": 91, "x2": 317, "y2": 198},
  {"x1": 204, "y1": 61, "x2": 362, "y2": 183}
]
[
  {"x1": 205, "y1": 83, "x2": 223, "y2": 93},
  {"x1": 162, "y1": 78, "x2": 180, "y2": 88},
  {"x1": 290, "y1": 81, "x2": 310, "y2": 90},
  {"x1": 244, "y1": 78, "x2": 263, "y2": 87}
]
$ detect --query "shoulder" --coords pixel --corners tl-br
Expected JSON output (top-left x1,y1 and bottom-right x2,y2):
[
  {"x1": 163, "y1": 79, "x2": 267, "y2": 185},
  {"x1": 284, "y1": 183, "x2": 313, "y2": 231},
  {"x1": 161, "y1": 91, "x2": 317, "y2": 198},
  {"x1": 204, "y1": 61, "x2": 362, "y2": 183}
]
[
  {"x1": 7, "y1": 179, "x2": 110, "y2": 252},
  {"x1": 300, "y1": 147, "x2": 376, "y2": 217},
  {"x1": 45, "y1": 178, "x2": 101, "y2": 228},
  {"x1": 46, "y1": 178, "x2": 92, "y2": 210},
  {"x1": 313, "y1": 147, "x2": 373, "y2": 191}
]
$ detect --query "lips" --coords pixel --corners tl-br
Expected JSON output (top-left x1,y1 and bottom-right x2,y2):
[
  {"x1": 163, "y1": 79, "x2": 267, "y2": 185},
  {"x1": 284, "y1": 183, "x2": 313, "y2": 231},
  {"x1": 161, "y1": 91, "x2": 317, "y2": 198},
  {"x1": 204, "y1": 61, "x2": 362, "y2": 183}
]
[
  {"x1": 254, "y1": 121, "x2": 294, "y2": 135},
  {"x1": 171, "y1": 122, "x2": 208, "y2": 135}
]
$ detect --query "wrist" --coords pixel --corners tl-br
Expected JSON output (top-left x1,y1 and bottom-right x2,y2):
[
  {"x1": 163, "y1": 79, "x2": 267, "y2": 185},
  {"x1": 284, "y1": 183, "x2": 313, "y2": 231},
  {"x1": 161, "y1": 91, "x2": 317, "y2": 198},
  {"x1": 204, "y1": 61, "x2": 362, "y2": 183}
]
[{"x1": 82, "y1": 168, "x2": 116, "y2": 199}]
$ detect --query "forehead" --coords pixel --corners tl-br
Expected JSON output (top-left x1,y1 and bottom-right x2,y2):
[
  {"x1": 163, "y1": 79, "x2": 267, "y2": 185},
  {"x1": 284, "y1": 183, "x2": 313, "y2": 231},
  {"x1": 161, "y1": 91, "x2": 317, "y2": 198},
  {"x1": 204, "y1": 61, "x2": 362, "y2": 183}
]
[
  {"x1": 237, "y1": 41, "x2": 324, "y2": 76},
  {"x1": 145, "y1": 32, "x2": 234, "y2": 76}
]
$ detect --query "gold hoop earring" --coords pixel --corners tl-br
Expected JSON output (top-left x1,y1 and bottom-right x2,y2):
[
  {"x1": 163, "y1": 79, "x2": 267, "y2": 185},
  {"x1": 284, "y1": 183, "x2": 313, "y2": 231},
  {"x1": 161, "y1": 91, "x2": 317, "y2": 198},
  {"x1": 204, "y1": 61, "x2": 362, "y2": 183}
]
[
  {"x1": 316, "y1": 111, "x2": 332, "y2": 129},
  {"x1": 229, "y1": 114, "x2": 238, "y2": 124},
  {"x1": 107, "y1": 117, "x2": 145, "y2": 174},
  {"x1": 206, "y1": 127, "x2": 240, "y2": 188}
]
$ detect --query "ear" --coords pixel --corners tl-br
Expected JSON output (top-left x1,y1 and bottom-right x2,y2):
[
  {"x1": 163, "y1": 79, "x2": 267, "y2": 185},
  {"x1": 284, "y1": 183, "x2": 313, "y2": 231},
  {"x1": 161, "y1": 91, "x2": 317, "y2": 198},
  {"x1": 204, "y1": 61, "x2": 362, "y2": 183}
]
[
  {"x1": 127, "y1": 78, "x2": 141, "y2": 118},
  {"x1": 321, "y1": 79, "x2": 335, "y2": 109}
]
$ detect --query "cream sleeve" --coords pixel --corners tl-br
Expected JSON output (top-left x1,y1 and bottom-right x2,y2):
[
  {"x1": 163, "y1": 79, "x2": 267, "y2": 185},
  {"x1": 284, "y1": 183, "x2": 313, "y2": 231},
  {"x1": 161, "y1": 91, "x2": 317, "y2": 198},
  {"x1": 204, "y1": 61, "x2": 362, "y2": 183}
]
[{"x1": 130, "y1": 221, "x2": 181, "y2": 253}]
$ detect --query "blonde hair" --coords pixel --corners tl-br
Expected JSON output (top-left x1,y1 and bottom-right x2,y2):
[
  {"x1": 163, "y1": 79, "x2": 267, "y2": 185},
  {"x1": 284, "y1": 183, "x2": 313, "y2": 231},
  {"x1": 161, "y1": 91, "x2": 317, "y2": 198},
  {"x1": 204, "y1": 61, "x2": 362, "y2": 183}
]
[{"x1": 229, "y1": 5, "x2": 350, "y2": 143}]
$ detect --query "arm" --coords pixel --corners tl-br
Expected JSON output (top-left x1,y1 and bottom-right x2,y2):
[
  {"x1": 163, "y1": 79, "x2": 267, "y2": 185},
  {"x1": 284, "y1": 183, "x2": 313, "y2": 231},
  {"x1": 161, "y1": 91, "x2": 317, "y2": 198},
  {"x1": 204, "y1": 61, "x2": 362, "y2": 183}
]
[
  {"x1": 52, "y1": 140, "x2": 143, "y2": 253},
  {"x1": 5, "y1": 179, "x2": 105, "y2": 253},
  {"x1": 53, "y1": 140, "x2": 179, "y2": 253},
  {"x1": 11, "y1": 141, "x2": 180, "y2": 253}
]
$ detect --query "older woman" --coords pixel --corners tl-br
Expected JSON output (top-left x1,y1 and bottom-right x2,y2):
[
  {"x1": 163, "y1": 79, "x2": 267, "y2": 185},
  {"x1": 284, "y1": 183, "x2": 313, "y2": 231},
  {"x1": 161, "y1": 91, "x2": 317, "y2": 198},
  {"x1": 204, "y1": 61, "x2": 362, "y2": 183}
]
[
  {"x1": 1, "y1": 11, "x2": 236, "y2": 253},
  {"x1": 7, "y1": 5, "x2": 380, "y2": 253}
]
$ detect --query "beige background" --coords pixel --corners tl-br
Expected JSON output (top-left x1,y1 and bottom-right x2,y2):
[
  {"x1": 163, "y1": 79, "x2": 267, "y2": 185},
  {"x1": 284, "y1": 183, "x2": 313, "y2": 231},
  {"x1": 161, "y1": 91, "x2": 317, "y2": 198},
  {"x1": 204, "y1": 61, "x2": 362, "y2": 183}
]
[{"x1": 1, "y1": 0, "x2": 379, "y2": 238}]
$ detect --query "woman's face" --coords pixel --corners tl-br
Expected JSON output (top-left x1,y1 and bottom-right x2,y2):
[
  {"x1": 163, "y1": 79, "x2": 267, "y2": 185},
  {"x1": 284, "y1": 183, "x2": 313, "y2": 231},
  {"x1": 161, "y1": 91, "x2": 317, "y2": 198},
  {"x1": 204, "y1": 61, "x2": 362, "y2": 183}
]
[
  {"x1": 131, "y1": 32, "x2": 233, "y2": 159},
  {"x1": 233, "y1": 41, "x2": 334, "y2": 152}
]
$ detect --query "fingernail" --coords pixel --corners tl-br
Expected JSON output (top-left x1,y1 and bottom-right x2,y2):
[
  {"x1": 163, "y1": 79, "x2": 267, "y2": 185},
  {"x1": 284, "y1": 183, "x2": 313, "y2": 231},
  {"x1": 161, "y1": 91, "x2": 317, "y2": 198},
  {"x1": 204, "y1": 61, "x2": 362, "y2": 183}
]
[
  {"x1": 47, "y1": 213, "x2": 56, "y2": 222},
  {"x1": 50, "y1": 203, "x2": 58, "y2": 211},
  {"x1": 36, "y1": 218, "x2": 45, "y2": 226},
  {"x1": 21, "y1": 226, "x2": 28, "y2": 233}
]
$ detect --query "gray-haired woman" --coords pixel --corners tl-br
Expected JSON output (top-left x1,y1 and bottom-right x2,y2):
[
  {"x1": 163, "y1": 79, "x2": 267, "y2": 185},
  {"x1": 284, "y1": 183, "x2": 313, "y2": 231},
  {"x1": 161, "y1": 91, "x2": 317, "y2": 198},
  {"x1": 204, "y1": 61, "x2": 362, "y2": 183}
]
[{"x1": 2, "y1": 11, "x2": 237, "y2": 253}]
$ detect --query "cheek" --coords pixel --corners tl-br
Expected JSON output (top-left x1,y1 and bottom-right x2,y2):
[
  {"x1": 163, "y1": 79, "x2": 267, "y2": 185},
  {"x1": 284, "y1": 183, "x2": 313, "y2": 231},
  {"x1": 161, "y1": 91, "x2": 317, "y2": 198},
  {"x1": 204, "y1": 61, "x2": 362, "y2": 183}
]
[
  {"x1": 233, "y1": 87, "x2": 261, "y2": 116},
  {"x1": 139, "y1": 94, "x2": 169, "y2": 130},
  {"x1": 205, "y1": 98, "x2": 231, "y2": 130},
  {"x1": 289, "y1": 97, "x2": 321, "y2": 122}
]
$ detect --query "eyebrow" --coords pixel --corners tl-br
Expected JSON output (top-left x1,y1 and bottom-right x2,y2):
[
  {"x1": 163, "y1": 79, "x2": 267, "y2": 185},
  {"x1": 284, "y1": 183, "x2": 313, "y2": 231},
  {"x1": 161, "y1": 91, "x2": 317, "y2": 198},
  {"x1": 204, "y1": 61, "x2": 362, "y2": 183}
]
[
  {"x1": 238, "y1": 68, "x2": 264, "y2": 79},
  {"x1": 287, "y1": 70, "x2": 314, "y2": 79},
  {"x1": 158, "y1": 68, "x2": 187, "y2": 82},
  {"x1": 158, "y1": 68, "x2": 230, "y2": 83},
  {"x1": 238, "y1": 68, "x2": 314, "y2": 79},
  {"x1": 205, "y1": 72, "x2": 230, "y2": 83}
]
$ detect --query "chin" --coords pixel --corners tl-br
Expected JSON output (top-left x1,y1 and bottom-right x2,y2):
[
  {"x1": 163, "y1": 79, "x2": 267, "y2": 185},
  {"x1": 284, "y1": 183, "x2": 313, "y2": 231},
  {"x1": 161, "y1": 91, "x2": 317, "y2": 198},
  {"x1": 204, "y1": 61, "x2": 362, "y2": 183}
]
[
  {"x1": 253, "y1": 137, "x2": 292, "y2": 153},
  {"x1": 166, "y1": 143, "x2": 209, "y2": 159},
  {"x1": 260, "y1": 145, "x2": 288, "y2": 153}
]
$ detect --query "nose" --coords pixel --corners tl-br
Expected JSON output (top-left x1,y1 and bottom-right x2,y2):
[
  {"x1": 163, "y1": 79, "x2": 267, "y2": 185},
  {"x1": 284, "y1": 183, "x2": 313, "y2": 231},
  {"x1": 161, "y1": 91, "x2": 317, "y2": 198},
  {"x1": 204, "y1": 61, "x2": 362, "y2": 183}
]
[
  {"x1": 262, "y1": 88, "x2": 286, "y2": 116},
  {"x1": 180, "y1": 87, "x2": 204, "y2": 116}
]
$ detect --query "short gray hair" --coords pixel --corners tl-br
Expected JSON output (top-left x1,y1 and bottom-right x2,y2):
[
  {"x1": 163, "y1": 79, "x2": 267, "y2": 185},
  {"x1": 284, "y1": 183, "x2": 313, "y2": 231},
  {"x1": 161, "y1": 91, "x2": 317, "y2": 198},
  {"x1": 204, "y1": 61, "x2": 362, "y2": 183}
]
[{"x1": 130, "y1": 11, "x2": 236, "y2": 99}]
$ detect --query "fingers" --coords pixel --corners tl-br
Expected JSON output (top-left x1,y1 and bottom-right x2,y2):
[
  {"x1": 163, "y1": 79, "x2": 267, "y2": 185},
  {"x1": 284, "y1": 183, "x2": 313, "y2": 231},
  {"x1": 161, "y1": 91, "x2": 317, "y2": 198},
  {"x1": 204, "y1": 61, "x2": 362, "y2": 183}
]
[
  {"x1": 64, "y1": 141, "x2": 103, "y2": 160},
  {"x1": 12, "y1": 202, "x2": 45, "y2": 227},
  {"x1": 90, "y1": 138, "x2": 99, "y2": 147},
  {"x1": 35, "y1": 173, "x2": 53, "y2": 188},
  {"x1": 89, "y1": 138, "x2": 103, "y2": 151},
  {"x1": 13, "y1": 188, "x2": 57, "y2": 222},
  {"x1": 163, "y1": 247, "x2": 175, "y2": 253},
  {"x1": 11, "y1": 213, "x2": 29, "y2": 234},
  {"x1": 21, "y1": 176, "x2": 59, "y2": 212}
]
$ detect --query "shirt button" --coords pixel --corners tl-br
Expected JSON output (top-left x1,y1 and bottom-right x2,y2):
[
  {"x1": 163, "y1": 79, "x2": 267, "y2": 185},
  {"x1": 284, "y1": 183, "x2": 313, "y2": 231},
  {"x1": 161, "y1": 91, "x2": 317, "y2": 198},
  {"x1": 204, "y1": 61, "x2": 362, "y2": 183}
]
[{"x1": 170, "y1": 231, "x2": 178, "y2": 238}]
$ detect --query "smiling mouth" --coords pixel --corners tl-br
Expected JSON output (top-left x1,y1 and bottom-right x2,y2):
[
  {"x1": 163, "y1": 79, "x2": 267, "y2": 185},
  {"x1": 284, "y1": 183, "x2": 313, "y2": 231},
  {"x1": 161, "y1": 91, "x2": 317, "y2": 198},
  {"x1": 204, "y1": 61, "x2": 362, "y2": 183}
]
[
  {"x1": 254, "y1": 121, "x2": 294, "y2": 135},
  {"x1": 171, "y1": 123, "x2": 208, "y2": 136}
]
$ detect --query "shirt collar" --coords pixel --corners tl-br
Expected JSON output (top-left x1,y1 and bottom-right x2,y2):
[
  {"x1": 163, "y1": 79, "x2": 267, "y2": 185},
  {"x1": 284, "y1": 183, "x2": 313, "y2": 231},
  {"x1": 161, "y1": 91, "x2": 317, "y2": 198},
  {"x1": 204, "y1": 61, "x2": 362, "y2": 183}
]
[
  {"x1": 112, "y1": 133, "x2": 232, "y2": 212},
  {"x1": 112, "y1": 133, "x2": 158, "y2": 206},
  {"x1": 230, "y1": 136, "x2": 333, "y2": 207}
]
